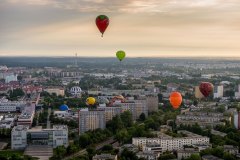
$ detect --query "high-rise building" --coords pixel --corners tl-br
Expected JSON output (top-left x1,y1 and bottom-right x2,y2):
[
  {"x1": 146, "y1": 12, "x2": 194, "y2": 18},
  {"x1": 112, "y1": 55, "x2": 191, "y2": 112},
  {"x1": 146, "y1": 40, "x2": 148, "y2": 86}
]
[
  {"x1": 78, "y1": 108, "x2": 106, "y2": 134},
  {"x1": 98, "y1": 106, "x2": 122, "y2": 122},
  {"x1": 214, "y1": 85, "x2": 224, "y2": 98},
  {"x1": 234, "y1": 112, "x2": 240, "y2": 129},
  {"x1": 146, "y1": 95, "x2": 159, "y2": 112},
  {"x1": 120, "y1": 100, "x2": 148, "y2": 120},
  {"x1": 235, "y1": 85, "x2": 240, "y2": 99}
]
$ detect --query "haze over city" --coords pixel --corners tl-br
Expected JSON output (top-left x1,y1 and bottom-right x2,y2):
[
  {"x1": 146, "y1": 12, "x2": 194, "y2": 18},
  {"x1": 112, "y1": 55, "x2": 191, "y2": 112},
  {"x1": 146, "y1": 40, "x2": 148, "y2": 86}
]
[{"x1": 1, "y1": 0, "x2": 240, "y2": 57}]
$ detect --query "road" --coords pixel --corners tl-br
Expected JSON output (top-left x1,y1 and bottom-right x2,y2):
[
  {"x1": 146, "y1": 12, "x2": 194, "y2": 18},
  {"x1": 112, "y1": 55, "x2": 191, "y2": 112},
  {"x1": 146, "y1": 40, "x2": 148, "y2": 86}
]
[{"x1": 63, "y1": 137, "x2": 117, "y2": 160}]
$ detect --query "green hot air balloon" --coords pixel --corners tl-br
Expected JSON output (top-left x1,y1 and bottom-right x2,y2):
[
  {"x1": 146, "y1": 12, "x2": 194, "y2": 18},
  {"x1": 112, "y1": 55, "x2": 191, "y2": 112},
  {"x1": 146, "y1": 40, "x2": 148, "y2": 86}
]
[{"x1": 116, "y1": 51, "x2": 126, "y2": 61}]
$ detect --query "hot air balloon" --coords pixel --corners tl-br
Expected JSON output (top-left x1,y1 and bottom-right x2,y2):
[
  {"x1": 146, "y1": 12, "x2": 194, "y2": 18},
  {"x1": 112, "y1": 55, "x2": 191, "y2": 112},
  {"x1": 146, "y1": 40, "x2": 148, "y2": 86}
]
[
  {"x1": 86, "y1": 97, "x2": 96, "y2": 105},
  {"x1": 199, "y1": 82, "x2": 214, "y2": 97},
  {"x1": 169, "y1": 91, "x2": 182, "y2": 109},
  {"x1": 96, "y1": 15, "x2": 109, "y2": 37},
  {"x1": 116, "y1": 50, "x2": 126, "y2": 61}
]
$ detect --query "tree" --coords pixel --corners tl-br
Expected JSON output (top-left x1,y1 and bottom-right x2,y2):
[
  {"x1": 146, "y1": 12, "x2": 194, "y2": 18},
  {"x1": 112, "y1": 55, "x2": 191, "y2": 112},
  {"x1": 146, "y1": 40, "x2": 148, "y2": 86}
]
[
  {"x1": 79, "y1": 134, "x2": 92, "y2": 148},
  {"x1": 86, "y1": 146, "x2": 96, "y2": 160},
  {"x1": 116, "y1": 128, "x2": 129, "y2": 144},
  {"x1": 67, "y1": 144, "x2": 78, "y2": 155},
  {"x1": 158, "y1": 153, "x2": 176, "y2": 160},
  {"x1": 139, "y1": 113, "x2": 146, "y2": 121},
  {"x1": 54, "y1": 146, "x2": 67, "y2": 159},
  {"x1": 185, "y1": 154, "x2": 201, "y2": 160},
  {"x1": 120, "y1": 111, "x2": 133, "y2": 127},
  {"x1": 106, "y1": 115, "x2": 124, "y2": 133},
  {"x1": 120, "y1": 148, "x2": 138, "y2": 160},
  {"x1": 223, "y1": 152, "x2": 236, "y2": 160},
  {"x1": 101, "y1": 144, "x2": 113, "y2": 153}
]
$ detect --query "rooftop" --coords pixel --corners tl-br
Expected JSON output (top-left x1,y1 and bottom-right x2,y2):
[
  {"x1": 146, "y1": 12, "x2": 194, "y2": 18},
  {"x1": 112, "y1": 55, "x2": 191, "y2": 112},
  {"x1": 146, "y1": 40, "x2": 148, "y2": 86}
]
[{"x1": 12, "y1": 125, "x2": 29, "y2": 131}]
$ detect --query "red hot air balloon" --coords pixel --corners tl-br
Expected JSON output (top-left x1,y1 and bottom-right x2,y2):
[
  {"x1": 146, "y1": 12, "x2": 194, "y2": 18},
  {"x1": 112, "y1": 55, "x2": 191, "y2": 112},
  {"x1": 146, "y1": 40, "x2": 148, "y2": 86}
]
[
  {"x1": 199, "y1": 82, "x2": 214, "y2": 97},
  {"x1": 96, "y1": 15, "x2": 109, "y2": 37},
  {"x1": 169, "y1": 91, "x2": 182, "y2": 109}
]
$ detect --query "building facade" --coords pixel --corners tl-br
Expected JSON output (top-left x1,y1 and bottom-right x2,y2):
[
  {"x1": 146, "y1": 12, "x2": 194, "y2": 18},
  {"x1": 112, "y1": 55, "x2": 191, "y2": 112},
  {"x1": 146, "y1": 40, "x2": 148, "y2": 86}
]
[
  {"x1": 132, "y1": 131, "x2": 210, "y2": 153},
  {"x1": 78, "y1": 108, "x2": 106, "y2": 134},
  {"x1": 11, "y1": 125, "x2": 68, "y2": 150}
]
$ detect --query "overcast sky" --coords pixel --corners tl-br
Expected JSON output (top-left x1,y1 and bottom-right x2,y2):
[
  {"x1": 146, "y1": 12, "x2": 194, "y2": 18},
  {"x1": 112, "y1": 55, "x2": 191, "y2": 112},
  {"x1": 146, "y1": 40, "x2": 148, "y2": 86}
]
[{"x1": 0, "y1": 0, "x2": 240, "y2": 57}]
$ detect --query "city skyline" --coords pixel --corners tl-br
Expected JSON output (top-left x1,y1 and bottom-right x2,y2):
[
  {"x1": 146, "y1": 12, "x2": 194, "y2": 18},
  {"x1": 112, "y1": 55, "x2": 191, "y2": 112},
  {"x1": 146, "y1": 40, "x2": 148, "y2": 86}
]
[{"x1": 1, "y1": 0, "x2": 240, "y2": 57}]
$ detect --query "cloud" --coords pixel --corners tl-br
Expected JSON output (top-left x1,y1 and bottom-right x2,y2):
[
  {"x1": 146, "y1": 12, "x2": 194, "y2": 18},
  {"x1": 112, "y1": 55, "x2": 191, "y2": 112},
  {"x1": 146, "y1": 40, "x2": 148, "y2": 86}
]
[
  {"x1": 3, "y1": 0, "x2": 240, "y2": 13},
  {"x1": 1, "y1": 0, "x2": 240, "y2": 57}
]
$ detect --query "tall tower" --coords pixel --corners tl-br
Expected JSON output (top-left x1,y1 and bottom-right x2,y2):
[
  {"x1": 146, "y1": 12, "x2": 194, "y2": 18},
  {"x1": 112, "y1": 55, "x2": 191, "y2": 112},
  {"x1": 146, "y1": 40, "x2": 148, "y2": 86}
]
[{"x1": 74, "y1": 53, "x2": 78, "y2": 67}]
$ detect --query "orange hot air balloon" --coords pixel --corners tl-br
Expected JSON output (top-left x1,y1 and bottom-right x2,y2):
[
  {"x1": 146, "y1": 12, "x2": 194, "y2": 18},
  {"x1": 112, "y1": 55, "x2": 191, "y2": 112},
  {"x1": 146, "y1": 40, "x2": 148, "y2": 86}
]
[{"x1": 169, "y1": 91, "x2": 182, "y2": 109}]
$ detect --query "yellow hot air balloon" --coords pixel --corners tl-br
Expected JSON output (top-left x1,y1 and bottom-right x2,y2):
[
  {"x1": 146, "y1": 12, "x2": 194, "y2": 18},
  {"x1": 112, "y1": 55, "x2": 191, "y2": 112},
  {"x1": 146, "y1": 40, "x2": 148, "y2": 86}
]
[{"x1": 86, "y1": 97, "x2": 96, "y2": 105}]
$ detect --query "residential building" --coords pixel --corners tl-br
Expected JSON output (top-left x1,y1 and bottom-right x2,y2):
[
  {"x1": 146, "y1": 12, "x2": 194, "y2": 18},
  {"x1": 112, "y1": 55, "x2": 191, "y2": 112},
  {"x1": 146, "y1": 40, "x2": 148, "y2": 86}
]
[
  {"x1": 5, "y1": 74, "x2": 18, "y2": 83},
  {"x1": 142, "y1": 143, "x2": 162, "y2": 155},
  {"x1": 176, "y1": 112, "x2": 229, "y2": 128},
  {"x1": 44, "y1": 88, "x2": 65, "y2": 96},
  {"x1": 145, "y1": 95, "x2": 159, "y2": 112},
  {"x1": 136, "y1": 151, "x2": 160, "y2": 160},
  {"x1": 233, "y1": 112, "x2": 240, "y2": 129},
  {"x1": 0, "y1": 114, "x2": 16, "y2": 128},
  {"x1": 132, "y1": 131, "x2": 210, "y2": 153},
  {"x1": 214, "y1": 85, "x2": 224, "y2": 99},
  {"x1": 0, "y1": 97, "x2": 25, "y2": 112},
  {"x1": 78, "y1": 108, "x2": 106, "y2": 134},
  {"x1": 223, "y1": 145, "x2": 239, "y2": 155},
  {"x1": 11, "y1": 125, "x2": 68, "y2": 150},
  {"x1": 235, "y1": 84, "x2": 240, "y2": 99},
  {"x1": 98, "y1": 106, "x2": 122, "y2": 122},
  {"x1": 177, "y1": 148, "x2": 200, "y2": 160}
]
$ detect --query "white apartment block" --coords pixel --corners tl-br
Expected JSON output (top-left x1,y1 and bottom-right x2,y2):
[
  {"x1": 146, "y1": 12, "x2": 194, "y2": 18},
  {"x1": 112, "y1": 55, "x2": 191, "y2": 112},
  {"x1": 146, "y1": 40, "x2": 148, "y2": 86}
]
[
  {"x1": 214, "y1": 85, "x2": 224, "y2": 99},
  {"x1": 235, "y1": 85, "x2": 240, "y2": 99},
  {"x1": 132, "y1": 131, "x2": 210, "y2": 153},
  {"x1": 0, "y1": 98, "x2": 25, "y2": 112}
]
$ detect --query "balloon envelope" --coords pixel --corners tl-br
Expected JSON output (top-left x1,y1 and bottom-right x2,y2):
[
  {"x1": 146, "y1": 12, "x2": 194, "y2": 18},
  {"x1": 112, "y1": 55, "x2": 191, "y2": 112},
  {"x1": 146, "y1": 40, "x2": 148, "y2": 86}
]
[
  {"x1": 96, "y1": 15, "x2": 109, "y2": 37},
  {"x1": 86, "y1": 97, "x2": 96, "y2": 105},
  {"x1": 116, "y1": 51, "x2": 126, "y2": 61},
  {"x1": 169, "y1": 91, "x2": 182, "y2": 109},
  {"x1": 199, "y1": 82, "x2": 214, "y2": 97}
]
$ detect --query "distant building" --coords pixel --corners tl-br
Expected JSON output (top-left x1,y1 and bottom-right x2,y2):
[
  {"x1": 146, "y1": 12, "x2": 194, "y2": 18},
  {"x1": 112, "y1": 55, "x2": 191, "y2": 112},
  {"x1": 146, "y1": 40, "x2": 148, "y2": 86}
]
[
  {"x1": 177, "y1": 148, "x2": 200, "y2": 160},
  {"x1": 5, "y1": 74, "x2": 18, "y2": 83},
  {"x1": 136, "y1": 151, "x2": 160, "y2": 160},
  {"x1": 143, "y1": 143, "x2": 162, "y2": 155},
  {"x1": 132, "y1": 131, "x2": 210, "y2": 153},
  {"x1": 176, "y1": 112, "x2": 229, "y2": 128},
  {"x1": 233, "y1": 112, "x2": 240, "y2": 129},
  {"x1": 213, "y1": 85, "x2": 224, "y2": 99},
  {"x1": 235, "y1": 85, "x2": 240, "y2": 99},
  {"x1": 0, "y1": 97, "x2": 25, "y2": 112},
  {"x1": 44, "y1": 88, "x2": 65, "y2": 96},
  {"x1": 146, "y1": 95, "x2": 159, "y2": 112},
  {"x1": 92, "y1": 154, "x2": 117, "y2": 160},
  {"x1": 11, "y1": 125, "x2": 68, "y2": 150},
  {"x1": 70, "y1": 86, "x2": 82, "y2": 97},
  {"x1": 78, "y1": 108, "x2": 106, "y2": 134},
  {"x1": 224, "y1": 145, "x2": 239, "y2": 155},
  {"x1": 17, "y1": 103, "x2": 36, "y2": 127}
]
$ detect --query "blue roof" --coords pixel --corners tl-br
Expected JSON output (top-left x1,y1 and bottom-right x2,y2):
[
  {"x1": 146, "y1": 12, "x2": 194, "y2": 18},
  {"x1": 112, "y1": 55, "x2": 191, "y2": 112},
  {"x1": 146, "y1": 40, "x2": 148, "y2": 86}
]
[{"x1": 59, "y1": 104, "x2": 69, "y2": 111}]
